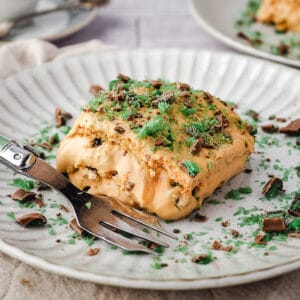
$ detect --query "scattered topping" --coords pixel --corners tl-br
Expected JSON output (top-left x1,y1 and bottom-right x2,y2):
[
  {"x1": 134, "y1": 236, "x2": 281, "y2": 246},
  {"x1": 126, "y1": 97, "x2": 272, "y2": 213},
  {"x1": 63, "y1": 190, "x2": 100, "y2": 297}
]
[
  {"x1": 288, "y1": 233, "x2": 300, "y2": 239},
  {"x1": 151, "y1": 80, "x2": 163, "y2": 88},
  {"x1": 261, "y1": 124, "x2": 278, "y2": 133},
  {"x1": 181, "y1": 160, "x2": 200, "y2": 177},
  {"x1": 89, "y1": 85, "x2": 103, "y2": 96},
  {"x1": 172, "y1": 228, "x2": 180, "y2": 234},
  {"x1": 10, "y1": 178, "x2": 35, "y2": 192},
  {"x1": 191, "y1": 252, "x2": 213, "y2": 265},
  {"x1": 279, "y1": 119, "x2": 300, "y2": 135},
  {"x1": 11, "y1": 189, "x2": 36, "y2": 202},
  {"x1": 86, "y1": 247, "x2": 100, "y2": 256},
  {"x1": 192, "y1": 213, "x2": 207, "y2": 223},
  {"x1": 125, "y1": 181, "x2": 135, "y2": 191},
  {"x1": 288, "y1": 194, "x2": 300, "y2": 217},
  {"x1": 262, "y1": 176, "x2": 283, "y2": 198},
  {"x1": 288, "y1": 218, "x2": 300, "y2": 232},
  {"x1": 223, "y1": 246, "x2": 233, "y2": 252},
  {"x1": 262, "y1": 217, "x2": 286, "y2": 232},
  {"x1": 246, "y1": 110, "x2": 260, "y2": 121},
  {"x1": 221, "y1": 220, "x2": 229, "y2": 227},
  {"x1": 92, "y1": 138, "x2": 102, "y2": 147},
  {"x1": 69, "y1": 218, "x2": 84, "y2": 236},
  {"x1": 276, "y1": 117, "x2": 287, "y2": 123},
  {"x1": 55, "y1": 108, "x2": 72, "y2": 128},
  {"x1": 189, "y1": 138, "x2": 203, "y2": 155},
  {"x1": 254, "y1": 234, "x2": 267, "y2": 245},
  {"x1": 117, "y1": 73, "x2": 130, "y2": 82},
  {"x1": 176, "y1": 82, "x2": 190, "y2": 90},
  {"x1": 16, "y1": 213, "x2": 47, "y2": 227},
  {"x1": 38, "y1": 142, "x2": 53, "y2": 151},
  {"x1": 212, "y1": 240, "x2": 222, "y2": 250},
  {"x1": 114, "y1": 125, "x2": 125, "y2": 134},
  {"x1": 230, "y1": 229, "x2": 240, "y2": 237}
]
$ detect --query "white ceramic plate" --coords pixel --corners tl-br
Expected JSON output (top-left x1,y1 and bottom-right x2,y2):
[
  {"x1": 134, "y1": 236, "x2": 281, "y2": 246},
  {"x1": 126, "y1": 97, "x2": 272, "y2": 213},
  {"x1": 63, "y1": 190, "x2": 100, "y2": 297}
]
[
  {"x1": 0, "y1": 49, "x2": 300, "y2": 290},
  {"x1": 190, "y1": 0, "x2": 300, "y2": 68},
  {"x1": 4, "y1": 0, "x2": 98, "y2": 42}
]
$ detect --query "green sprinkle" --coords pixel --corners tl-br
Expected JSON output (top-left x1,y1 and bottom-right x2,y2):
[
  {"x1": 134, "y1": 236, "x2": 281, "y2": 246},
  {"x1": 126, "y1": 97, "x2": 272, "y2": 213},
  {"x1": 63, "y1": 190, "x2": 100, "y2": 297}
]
[
  {"x1": 158, "y1": 101, "x2": 170, "y2": 114},
  {"x1": 60, "y1": 126, "x2": 71, "y2": 135},
  {"x1": 48, "y1": 227, "x2": 57, "y2": 236},
  {"x1": 288, "y1": 218, "x2": 300, "y2": 232},
  {"x1": 225, "y1": 189, "x2": 243, "y2": 200},
  {"x1": 238, "y1": 186, "x2": 252, "y2": 194},
  {"x1": 207, "y1": 161, "x2": 213, "y2": 170},
  {"x1": 85, "y1": 201, "x2": 92, "y2": 209},
  {"x1": 151, "y1": 261, "x2": 165, "y2": 270},
  {"x1": 180, "y1": 106, "x2": 197, "y2": 116},
  {"x1": 7, "y1": 212, "x2": 16, "y2": 222},
  {"x1": 182, "y1": 160, "x2": 200, "y2": 177},
  {"x1": 215, "y1": 217, "x2": 223, "y2": 222},
  {"x1": 83, "y1": 234, "x2": 95, "y2": 246},
  {"x1": 10, "y1": 178, "x2": 35, "y2": 191}
]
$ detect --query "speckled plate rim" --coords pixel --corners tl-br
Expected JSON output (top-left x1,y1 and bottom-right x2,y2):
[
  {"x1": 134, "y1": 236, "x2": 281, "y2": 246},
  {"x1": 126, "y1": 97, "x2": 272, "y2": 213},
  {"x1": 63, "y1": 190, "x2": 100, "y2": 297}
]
[
  {"x1": 189, "y1": 0, "x2": 300, "y2": 69},
  {"x1": 1, "y1": 49, "x2": 300, "y2": 290}
]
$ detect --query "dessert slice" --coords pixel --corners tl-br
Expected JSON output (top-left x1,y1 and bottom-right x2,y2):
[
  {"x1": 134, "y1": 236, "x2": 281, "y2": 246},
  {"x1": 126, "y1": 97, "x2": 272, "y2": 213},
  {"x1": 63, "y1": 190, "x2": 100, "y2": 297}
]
[
  {"x1": 257, "y1": 0, "x2": 300, "y2": 33},
  {"x1": 56, "y1": 75, "x2": 255, "y2": 220}
]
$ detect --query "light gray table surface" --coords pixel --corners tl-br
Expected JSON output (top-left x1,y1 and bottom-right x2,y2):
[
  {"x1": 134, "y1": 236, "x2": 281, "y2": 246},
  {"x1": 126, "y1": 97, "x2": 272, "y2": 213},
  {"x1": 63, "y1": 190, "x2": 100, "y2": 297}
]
[{"x1": 2, "y1": 1, "x2": 300, "y2": 299}]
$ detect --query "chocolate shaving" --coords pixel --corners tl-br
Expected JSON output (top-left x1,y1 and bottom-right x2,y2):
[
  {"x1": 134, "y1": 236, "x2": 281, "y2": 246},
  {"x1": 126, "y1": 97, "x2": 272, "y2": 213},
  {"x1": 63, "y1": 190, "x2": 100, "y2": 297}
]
[
  {"x1": 214, "y1": 112, "x2": 229, "y2": 129},
  {"x1": 127, "y1": 113, "x2": 143, "y2": 121},
  {"x1": 192, "y1": 213, "x2": 207, "y2": 223},
  {"x1": 176, "y1": 82, "x2": 190, "y2": 91},
  {"x1": 34, "y1": 197, "x2": 45, "y2": 208},
  {"x1": 262, "y1": 217, "x2": 286, "y2": 232},
  {"x1": 180, "y1": 91, "x2": 192, "y2": 99},
  {"x1": 223, "y1": 246, "x2": 233, "y2": 252},
  {"x1": 86, "y1": 247, "x2": 100, "y2": 256},
  {"x1": 237, "y1": 32, "x2": 262, "y2": 46},
  {"x1": 191, "y1": 254, "x2": 209, "y2": 263},
  {"x1": 279, "y1": 119, "x2": 300, "y2": 135},
  {"x1": 11, "y1": 189, "x2": 36, "y2": 202},
  {"x1": 55, "y1": 108, "x2": 72, "y2": 128},
  {"x1": 16, "y1": 213, "x2": 47, "y2": 227},
  {"x1": 288, "y1": 194, "x2": 300, "y2": 217},
  {"x1": 190, "y1": 138, "x2": 203, "y2": 155},
  {"x1": 261, "y1": 124, "x2": 278, "y2": 133},
  {"x1": 117, "y1": 73, "x2": 130, "y2": 83},
  {"x1": 288, "y1": 233, "x2": 300, "y2": 239},
  {"x1": 60, "y1": 205, "x2": 69, "y2": 213},
  {"x1": 150, "y1": 80, "x2": 163, "y2": 88},
  {"x1": 114, "y1": 126, "x2": 125, "y2": 134},
  {"x1": 125, "y1": 182, "x2": 135, "y2": 191},
  {"x1": 69, "y1": 218, "x2": 84, "y2": 236},
  {"x1": 247, "y1": 110, "x2": 260, "y2": 121},
  {"x1": 89, "y1": 85, "x2": 103, "y2": 96},
  {"x1": 49, "y1": 134, "x2": 60, "y2": 145},
  {"x1": 38, "y1": 142, "x2": 53, "y2": 150},
  {"x1": 254, "y1": 234, "x2": 267, "y2": 245},
  {"x1": 262, "y1": 176, "x2": 283, "y2": 198},
  {"x1": 183, "y1": 99, "x2": 193, "y2": 108},
  {"x1": 276, "y1": 117, "x2": 286, "y2": 123}
]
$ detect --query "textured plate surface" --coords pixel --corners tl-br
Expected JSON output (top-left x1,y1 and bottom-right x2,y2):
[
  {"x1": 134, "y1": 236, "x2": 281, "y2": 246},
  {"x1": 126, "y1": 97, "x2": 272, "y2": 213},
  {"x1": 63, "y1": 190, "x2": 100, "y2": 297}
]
[
  {"x1": 5, "y1": 0, "x2": 98, "y2": 42},
  {"x1": 190, "y1": 0, "x2": 300, "y2": 68},
  {"x1": 0, "y1": 49, "x2": 300, "y2": 290}
]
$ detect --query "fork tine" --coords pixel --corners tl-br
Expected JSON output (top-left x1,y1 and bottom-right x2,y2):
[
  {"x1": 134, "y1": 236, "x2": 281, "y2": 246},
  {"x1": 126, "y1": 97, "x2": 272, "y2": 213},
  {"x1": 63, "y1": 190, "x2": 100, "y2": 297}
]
[
  {"x1": 113, "y1": 210, "x2": 178, "y2": 240},
  {"x1": 101, "y1": 214, "x2": 170, "y2": 247},
  {"x1": 83, "y1": 223, "x2": 157, "y2": 255}
]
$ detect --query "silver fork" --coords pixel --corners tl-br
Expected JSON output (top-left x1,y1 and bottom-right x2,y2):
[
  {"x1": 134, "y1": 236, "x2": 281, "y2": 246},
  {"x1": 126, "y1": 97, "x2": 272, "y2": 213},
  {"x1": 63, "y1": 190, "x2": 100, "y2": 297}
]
[{"x1": 0, "y1": 136, "x2": 176, "y2": 255}]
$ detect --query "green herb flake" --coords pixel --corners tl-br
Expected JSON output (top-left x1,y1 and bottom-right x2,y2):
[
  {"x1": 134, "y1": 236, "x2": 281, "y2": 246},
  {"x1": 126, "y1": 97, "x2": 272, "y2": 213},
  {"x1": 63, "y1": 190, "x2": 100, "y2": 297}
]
[
  {"x1": 182, "y1": 160, "x2": 200, "y2": 177},
  {"x1": 85, "y1": 201, "x2": 92, "y2": 209},
  {"x1": 10, "y1": 178, "x2": 35, "y2": 191},
  {"x1": 7, "y1": 212, "x2": 16, "y2": 222}
]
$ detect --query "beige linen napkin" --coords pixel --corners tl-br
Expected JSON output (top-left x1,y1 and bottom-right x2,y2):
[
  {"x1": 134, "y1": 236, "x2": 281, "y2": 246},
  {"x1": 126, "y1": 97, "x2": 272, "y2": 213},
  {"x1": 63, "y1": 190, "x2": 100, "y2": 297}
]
[{"x1": 0, "y1": 39, "x2": 300, "y2": 300}]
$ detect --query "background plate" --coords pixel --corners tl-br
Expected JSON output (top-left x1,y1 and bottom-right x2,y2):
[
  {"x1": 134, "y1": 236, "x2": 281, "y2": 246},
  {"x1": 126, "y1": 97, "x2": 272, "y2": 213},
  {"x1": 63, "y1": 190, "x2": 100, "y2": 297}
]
[
  {"x1": 0, "y1": 49, "x2": 300, "y2": 290},
  {"x1": 190, "y1": 0, "x2": 300, "y2": 68}
]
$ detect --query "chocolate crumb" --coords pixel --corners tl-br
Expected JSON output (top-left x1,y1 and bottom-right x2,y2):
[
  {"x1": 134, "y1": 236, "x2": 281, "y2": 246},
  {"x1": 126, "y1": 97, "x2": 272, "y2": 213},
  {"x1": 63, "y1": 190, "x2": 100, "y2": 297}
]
[
  {"x1": 89, "y1": 85, "x2": 103, "y2": 96},
  {"x1": 125, "y1": 181, "x2": 135, "y2": 191},
  {"x1": 193, "y1": 213, "x2": 207, "y2": 223},
  {"x1": 87, "y1": 247, "x2": 100, "y2": 256},
  {"x1": 221, "y1": 221, "x2": 229, "y2": 227},
  {"x1": 191, "y1": 254, "x2": 209, "y2": 263},
  {"x1": 212, "y1": 240, "x2": 222, "y2": 250},
  {"x1": 183, "y1": 234, "x2": 192, "y2": 241},
  {"x1": 244, "y1": 168, "x2": 253, "y2": 174},
  {"x1": 288, "y1": 194, "x2": 300, "y2": 217},
  {"x1": 38, "y1": 142, "x2": 53, "y2": 150},
  {"x1": 173, "y1": 229, "x2": 180, "y2": 234},
  {"x1": 154, "y1": 138, "x2": 164, "y2": 146},
  {"x1": 278, "y1": 44, "x2": 289, "y2": 56},
  {"x1": 230, "y1": 229, "x2": 240, "y2": 237},
  {"x1": 34, "y1": 197, "x2": 45, "y2": 208},
  {"x1": 262, "y1": 217, "x2": 286, "y2": 232},
  {"x1": 16, "y1": 213, "x2": 47, "y2": 227},
  {"x1": 261, "y1": 124, "x2": 278, "y2": 133},
  {"x1": 190, "y1": 138, "x2": 203, "y2": 155},
  {"x1": 56, "y1": 239, "x2": 61, "y2": 243},
  {"x1": 254, "y1": 234, "x2": 267, "y2": 245},
  {"x1": 151, "y1": 80, "x2": 163, "y2": 88},
  {"x1": 279, "y1": 119, "x2": 300, "y2": 135},
  {"x1": 114, "y1": 126, "x2": 125, "y2": 134},
  {"x1": 276, "y1": 117, "x2": 287, "y2": 123},
  {"x1": 69, "y1": 218, "x2": 84, "y2": 236},
  {"x1": 55, "y1": 108, "x2": 72, "y2": 128},
  {"x1": 223, "y1": 246, "x2": 233, "y2": 252},
  {"x1": 93, "y1": 138, "x2": 102, "y2": 147},
  {"x1": 49, "y1": 135, "x2": 59, "y2": 145},
  {"x1": 117, "y1": 73, "x2": 130, "y2": 83},
  {"x1": 11, "y1": 189, "x2": 36, "y2": 202},
  {"x1": 60, "y1": 205, "x2": 69, "y2": 212},
  {"x1": 288, "y1": 232, "x2": 300, "y2": 239},
  {"x1": 176, "y1": 82, "x2": 190, "y2": 91}
]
